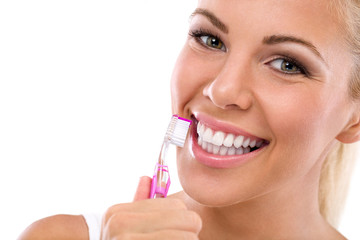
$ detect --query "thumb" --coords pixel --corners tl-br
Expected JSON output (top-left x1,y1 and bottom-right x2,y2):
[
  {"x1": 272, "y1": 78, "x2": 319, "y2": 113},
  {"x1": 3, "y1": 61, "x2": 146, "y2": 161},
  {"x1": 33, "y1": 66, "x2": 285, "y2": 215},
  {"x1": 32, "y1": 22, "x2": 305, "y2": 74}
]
[{"x1": 133, "y1": 176, "x2": 152, "y2": 201}]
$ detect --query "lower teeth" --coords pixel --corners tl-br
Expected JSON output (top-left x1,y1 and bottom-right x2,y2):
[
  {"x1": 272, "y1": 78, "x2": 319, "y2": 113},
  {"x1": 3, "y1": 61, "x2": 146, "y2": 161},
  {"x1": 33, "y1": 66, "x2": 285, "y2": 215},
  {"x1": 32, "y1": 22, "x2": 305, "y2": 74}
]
[{"x1": 199, "y1": 138, "x2": 258, "y2": 156}]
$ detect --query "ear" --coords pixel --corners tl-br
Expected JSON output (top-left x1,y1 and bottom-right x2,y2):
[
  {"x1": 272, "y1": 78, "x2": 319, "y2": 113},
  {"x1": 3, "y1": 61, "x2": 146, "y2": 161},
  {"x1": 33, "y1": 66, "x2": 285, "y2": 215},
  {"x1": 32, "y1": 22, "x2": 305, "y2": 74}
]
[{"x1": 336, "y1": 111, "x2": 360, "y2": 143}]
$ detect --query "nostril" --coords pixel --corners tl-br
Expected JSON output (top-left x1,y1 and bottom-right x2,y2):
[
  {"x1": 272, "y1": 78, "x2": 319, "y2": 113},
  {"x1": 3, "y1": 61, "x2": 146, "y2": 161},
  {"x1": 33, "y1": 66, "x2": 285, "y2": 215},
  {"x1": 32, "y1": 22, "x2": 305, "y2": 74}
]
[
  {"x1": 204, "y1": 82, "x2": 236, "y2": 109},
  {"x1": 203, "y1": 78, "x2": 254, "y2": 111},
  {"x1": 224, "y1": 104, "x2": 242, "y2": 110},
  {"x1": 234, "y1": 91, "x2": 253, "y2": 110}
]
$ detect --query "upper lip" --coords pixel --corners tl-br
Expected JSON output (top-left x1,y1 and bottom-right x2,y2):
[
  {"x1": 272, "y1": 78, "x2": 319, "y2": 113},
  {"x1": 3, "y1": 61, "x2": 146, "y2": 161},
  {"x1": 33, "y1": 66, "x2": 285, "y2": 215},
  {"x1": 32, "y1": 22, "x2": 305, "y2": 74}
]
[{"x1": 192, "y1": 112, "x2": 268, "y2": 142}]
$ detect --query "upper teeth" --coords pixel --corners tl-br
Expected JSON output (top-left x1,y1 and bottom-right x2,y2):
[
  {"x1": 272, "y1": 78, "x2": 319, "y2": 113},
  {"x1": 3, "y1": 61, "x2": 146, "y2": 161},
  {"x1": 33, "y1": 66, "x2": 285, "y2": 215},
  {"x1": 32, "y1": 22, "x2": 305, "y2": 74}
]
[{"x1": 197, "y1": 121, "x2": 263, "y2": 155}]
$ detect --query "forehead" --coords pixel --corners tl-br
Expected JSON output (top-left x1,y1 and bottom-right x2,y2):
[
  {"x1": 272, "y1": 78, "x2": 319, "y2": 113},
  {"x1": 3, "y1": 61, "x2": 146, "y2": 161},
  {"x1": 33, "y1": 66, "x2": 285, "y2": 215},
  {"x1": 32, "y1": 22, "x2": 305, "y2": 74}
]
[{"x1": 197, "y1": 0, "x2": 339, "y2": 36}]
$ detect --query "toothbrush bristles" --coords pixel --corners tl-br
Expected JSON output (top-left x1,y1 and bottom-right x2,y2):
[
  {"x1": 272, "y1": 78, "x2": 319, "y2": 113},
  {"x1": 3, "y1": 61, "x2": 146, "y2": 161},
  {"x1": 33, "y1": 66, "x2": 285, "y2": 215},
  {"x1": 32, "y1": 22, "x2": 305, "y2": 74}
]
[{"x1": 166, "y1": 115, "x2": 192, "y2": 147}]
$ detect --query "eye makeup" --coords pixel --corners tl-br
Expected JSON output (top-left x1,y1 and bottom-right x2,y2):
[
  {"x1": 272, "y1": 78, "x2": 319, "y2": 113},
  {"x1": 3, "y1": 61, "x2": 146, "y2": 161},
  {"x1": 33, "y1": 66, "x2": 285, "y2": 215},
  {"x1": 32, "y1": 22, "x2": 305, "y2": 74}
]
[
  {"x1": 187, "y1": 23, "x2": 322, "y2": 80},
  {"x1": 265, "y1": 54, "x2": 310, "y2": 77},
  {"x1": 188, "y1": 28, "x2": 227, "y2": 52}
]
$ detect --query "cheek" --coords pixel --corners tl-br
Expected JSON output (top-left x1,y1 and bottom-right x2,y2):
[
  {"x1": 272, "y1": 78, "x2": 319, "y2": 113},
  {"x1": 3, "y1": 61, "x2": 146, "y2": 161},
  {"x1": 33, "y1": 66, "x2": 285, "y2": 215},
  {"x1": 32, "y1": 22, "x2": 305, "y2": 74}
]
[
  {"x1": 171, "y1": 48, "x2": 198, "y2": 113},
  {"x1": 265, "y1": 99, "x2": 323, "y2": 176},
  {"x1": 261, "y1": 83, "x2": 347, "y2": 165},
  {"x1": 267, "y1": 92, "x2": 321, "y2": 142},
  {"x1": 170, "y1": 46, "x2": 221, "y2": 113}
]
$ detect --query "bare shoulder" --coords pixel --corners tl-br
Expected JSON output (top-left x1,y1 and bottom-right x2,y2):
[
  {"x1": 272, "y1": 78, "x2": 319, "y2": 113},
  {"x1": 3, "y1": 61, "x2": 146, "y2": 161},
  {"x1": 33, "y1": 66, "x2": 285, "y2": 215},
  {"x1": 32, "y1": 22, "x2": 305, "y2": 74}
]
[{"x1": 18, "y1": 214, "x2": 89, "y2": 240}]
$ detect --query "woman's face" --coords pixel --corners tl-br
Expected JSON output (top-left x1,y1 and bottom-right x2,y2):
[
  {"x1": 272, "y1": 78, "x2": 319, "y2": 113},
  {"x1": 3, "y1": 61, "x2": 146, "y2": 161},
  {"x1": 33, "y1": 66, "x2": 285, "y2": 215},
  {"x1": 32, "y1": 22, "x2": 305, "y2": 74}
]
[{"x1": 171, "y1": 0, "x2": 355, "y2": 206}]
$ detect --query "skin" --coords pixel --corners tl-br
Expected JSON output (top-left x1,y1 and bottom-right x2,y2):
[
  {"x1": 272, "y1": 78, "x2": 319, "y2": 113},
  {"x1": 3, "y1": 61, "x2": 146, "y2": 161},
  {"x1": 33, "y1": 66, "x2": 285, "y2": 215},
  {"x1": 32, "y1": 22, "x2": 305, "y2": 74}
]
[
  {"x1": 19, "y1": 0, "x2": 360, "y2": 239},
  {"x1": 18, "y1": 177, "x2": 202, "y2": 240},
  {"x1": 17, "y1": 214, "x2": 88, "y2": 240},
  {"x1": 172, "y1": 0, "x2": 360, "y2": 239}
]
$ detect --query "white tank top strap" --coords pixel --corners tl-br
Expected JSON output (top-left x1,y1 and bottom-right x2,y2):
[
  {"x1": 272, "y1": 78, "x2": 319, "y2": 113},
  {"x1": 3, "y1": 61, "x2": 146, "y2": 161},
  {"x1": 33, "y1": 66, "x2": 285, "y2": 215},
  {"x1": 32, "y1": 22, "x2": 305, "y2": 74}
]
[{"x1": 82, "y1": 213, "x2": 102, "y2": 240}]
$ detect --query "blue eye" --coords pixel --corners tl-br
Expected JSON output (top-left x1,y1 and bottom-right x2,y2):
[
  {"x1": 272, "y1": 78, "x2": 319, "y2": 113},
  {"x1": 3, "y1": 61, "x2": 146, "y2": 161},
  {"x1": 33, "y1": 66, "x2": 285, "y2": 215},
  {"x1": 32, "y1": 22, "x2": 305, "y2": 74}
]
[
  {"x1": 268, "y1": 58, "x2": 307, "y2": 75},
  {"x1": 189, "y1": 29, "x2": 226, "y2": 51}
]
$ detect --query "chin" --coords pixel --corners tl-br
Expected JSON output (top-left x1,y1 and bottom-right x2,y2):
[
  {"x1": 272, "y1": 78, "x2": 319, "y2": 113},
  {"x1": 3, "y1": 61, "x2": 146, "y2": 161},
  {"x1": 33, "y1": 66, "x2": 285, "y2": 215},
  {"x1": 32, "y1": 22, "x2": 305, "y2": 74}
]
[{"x1": 176, "y1": 153, "x2": 262, "y2": 208}]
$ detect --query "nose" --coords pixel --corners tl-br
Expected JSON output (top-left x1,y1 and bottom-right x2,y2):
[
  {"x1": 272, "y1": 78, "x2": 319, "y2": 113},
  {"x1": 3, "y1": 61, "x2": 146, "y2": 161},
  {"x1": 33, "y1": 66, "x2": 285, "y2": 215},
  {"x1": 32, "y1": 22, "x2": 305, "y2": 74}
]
[{"x1": 203, "y1": 58, "x2": 254, "y2": 111}]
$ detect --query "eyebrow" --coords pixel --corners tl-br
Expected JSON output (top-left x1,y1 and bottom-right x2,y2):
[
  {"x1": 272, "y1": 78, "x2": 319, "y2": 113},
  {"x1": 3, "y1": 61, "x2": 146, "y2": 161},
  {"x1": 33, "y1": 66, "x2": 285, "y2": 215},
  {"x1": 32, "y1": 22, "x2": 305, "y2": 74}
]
[
  {"x1": 263, "y1": 35, "x2": 326, "y2": 63},
  {"x1": 190, "y1": 9, "x2": 327, "y2": 65},
  {"x1": 190, "y1": 8, "x2": 229, "y2": 34}
]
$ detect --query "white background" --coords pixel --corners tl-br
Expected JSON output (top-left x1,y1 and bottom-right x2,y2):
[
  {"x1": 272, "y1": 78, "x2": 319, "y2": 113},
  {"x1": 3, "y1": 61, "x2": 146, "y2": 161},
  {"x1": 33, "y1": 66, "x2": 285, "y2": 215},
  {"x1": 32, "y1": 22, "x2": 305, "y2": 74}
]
[{"x1": 0, "y1": 1, "x2": 358, "y2": 239}]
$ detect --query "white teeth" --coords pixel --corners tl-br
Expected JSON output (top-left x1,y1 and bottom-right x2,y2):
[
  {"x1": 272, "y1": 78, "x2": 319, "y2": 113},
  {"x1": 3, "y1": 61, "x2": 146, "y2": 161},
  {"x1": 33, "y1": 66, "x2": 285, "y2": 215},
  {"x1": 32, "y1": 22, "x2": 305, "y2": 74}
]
[
  {"x1": 203, "y1": 128, "x2": 213, "y2": 142},
  {"x1": 223, "y1": 134, "x2": 235, "y2": 147},
  {"x1": 220, "y1": 146, "x2": 228, "y2": 156},
  {"x1": 199, "y1": 124, "x2": 205, "y2": 136},
  {"x1": 213, "y1": 145, "x2": 220, "y2": 154},
  {"x1": 198, "y1": 137, "x2": 203, "y2": 146},
  {"x1": 196, "y1": 121, "x2": 265, "y2": 156},
  {"x1": 212, "y1": 131, "x2": 225, "y2": 146},
  {"x1": 236, "y1": 147, "x2": 244, "y2": 155},
  {"x1": 197, "y1": 122, "x2": 202, "y2": 134},
  {"x1": 234, "y1": 135, "x2": 244, "y2": 148},
  {"x1": 243, "y1": 138, "x2": 250, "y2": 148},
  {"x1": 228, "y1": 146, "x2": 236, "y2": 155},
  {"x1": 249, "y1": 140, "x2": 256, "y2": 148},
  {"x1": 207, "y1": 143, "x2": 213, "y2": 153},
  {"x1": 202, "y1": 141, "x2": 208, "y2": 149}
]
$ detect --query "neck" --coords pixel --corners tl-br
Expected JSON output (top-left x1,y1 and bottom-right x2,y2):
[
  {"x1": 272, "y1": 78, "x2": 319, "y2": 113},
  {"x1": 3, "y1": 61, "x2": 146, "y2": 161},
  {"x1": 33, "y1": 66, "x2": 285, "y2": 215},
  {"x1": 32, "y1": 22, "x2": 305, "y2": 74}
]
[{"x1": 179, "y1": 161, "x2": 335, "y2": 239}]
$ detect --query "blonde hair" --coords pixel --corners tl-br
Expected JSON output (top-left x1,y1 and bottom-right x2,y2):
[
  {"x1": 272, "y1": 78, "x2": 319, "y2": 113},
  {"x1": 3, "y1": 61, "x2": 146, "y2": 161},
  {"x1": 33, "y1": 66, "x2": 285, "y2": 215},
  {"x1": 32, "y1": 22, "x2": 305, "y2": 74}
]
[
  {"x1": 319, "y1": 142, "x2": 358, "y2": 227},
  {"x1": 319, "y1": 0, "x2": 360, "y2": 228}
]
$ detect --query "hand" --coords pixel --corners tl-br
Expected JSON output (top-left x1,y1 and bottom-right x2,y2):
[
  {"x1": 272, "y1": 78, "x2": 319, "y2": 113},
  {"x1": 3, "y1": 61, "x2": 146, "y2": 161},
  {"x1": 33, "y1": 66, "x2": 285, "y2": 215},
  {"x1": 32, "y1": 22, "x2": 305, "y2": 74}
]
[{"x1": 100, "y1": 176, "x2": 202, "y2": 240}]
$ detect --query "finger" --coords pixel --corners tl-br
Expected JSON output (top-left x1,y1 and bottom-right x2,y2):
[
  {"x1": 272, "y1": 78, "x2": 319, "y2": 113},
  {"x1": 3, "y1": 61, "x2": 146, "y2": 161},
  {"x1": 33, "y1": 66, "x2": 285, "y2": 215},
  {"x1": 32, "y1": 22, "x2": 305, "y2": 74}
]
[
  {"x1": 103, "y1": 198, "x2": 188, "y2": 226},
  {"x1": 133, "y1": 176, "x2": 152, "y2": 201},
  {"x1": 107, "y1": 198, "x2": 187, "y2": 215}
]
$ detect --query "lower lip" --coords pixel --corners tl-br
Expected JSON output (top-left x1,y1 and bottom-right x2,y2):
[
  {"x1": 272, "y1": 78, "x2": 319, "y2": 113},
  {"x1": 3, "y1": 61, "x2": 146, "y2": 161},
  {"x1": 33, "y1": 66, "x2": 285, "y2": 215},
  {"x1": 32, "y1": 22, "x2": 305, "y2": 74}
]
[{"x1": 190, "y1": 123, "x2": 267, "y2": 169}]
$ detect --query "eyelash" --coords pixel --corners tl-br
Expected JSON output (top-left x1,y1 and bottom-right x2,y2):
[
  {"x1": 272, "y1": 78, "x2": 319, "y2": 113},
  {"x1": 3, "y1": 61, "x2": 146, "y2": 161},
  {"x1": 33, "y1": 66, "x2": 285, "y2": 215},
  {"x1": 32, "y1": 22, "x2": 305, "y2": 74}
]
[
  {"x1": 188, "y1": 28, "x2": 226, "y2": 51},
  {"x1": 268, "y1": 55, "x2": 310, "y2": 77},
  {"x1": 188, "y1": 28, "x2": 310, "y2": 77}
]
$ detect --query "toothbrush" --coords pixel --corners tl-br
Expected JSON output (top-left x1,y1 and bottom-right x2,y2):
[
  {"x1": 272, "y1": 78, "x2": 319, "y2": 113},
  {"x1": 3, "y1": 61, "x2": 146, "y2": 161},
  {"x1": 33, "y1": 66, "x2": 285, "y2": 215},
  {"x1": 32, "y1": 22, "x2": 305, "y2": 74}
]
[{"x1": 149, "y1": 115, "x2": 192, "y2": 199}]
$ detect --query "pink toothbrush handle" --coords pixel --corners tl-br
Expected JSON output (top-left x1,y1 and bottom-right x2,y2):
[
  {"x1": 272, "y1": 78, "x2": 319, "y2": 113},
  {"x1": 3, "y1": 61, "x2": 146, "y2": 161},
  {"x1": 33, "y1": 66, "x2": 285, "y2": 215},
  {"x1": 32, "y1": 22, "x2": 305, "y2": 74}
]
[{"x1": 150, "y1": 164, "x2": 171, "y2": 198}]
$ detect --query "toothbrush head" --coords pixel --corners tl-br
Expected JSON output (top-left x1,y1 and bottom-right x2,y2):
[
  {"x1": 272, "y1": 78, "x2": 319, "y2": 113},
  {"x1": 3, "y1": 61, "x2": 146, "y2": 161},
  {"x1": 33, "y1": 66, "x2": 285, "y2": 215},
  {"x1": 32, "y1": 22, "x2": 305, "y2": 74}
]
[{"x1": 166, "y1": 115, "x2": 192, "y2": 147}]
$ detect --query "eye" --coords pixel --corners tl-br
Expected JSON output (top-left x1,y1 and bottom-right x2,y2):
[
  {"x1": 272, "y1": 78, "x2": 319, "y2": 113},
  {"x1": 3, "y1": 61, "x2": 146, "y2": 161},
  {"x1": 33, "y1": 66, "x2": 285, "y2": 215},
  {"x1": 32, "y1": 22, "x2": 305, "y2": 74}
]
[
  {"x1": 189, "y1": 29, "x2": 226, "y2": 51},
  {"x1": 200, "y1": 35, "x2": 225, "y2": 50},
  {"x1": 268, "y1": 58, "x2": 305, "y2": 75}
]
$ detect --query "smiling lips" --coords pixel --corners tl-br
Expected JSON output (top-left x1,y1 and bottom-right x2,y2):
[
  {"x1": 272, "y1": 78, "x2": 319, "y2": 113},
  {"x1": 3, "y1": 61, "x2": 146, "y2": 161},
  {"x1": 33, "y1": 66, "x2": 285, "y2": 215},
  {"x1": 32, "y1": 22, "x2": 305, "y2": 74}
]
[
  {"x1": 196, "y1": 121, "x2": 266, "y2": 156},
  {"x1": 190, "y1": 115, "x2": 269, "y2": 168}
]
